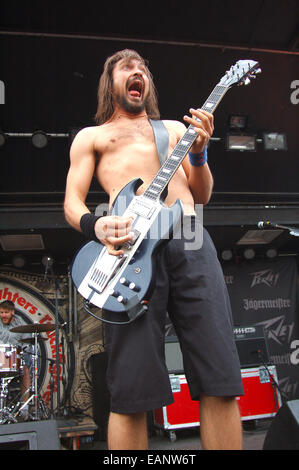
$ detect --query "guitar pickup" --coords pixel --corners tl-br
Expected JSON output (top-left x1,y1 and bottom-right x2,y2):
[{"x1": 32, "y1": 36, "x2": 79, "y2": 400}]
[{"x1": 130, "y1": 199, "x2": 156, "y2": 219}]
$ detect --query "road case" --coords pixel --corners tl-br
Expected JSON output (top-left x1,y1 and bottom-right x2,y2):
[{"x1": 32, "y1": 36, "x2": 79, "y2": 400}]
[{"x1": 153, "y1": 366, "x2": 281, "y2": 440}]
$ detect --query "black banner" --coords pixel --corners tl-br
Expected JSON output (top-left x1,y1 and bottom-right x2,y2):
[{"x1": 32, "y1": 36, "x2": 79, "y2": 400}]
[{"x1": 223, "y1": 257, "x2": 299, "y2": 401}]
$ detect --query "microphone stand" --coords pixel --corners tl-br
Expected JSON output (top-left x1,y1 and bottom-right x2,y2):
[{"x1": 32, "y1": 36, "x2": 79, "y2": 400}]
[
  {"x1": 43, "y1": 258, "x2": 72, "y2": 421},
  {"x1": 48, "y1": 357, "x2": 55, "y2": 419},
  {"x1": 60, "y1": 324, "x2": 67, "y2": 411},
  {"x1": 272, "y1": 224, "x2": 299, "y2": 237},
  {"x1": 256, "y1": 350, "x2": 288, "y2": 407},
  {"x1": 258, "y1": 221, "x2": 299, "y2": 237},
  {"x1": 51, "y1": 266, "x2": 62, "y2": 417}
]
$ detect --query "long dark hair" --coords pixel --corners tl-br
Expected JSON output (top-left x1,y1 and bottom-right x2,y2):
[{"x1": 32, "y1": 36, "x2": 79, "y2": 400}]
[{"x1": 94, "y1": 49, "x2": 160, "y2": 125}]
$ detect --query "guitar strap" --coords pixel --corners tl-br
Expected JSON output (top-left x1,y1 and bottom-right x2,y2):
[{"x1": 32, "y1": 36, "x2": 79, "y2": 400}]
[{"x1": 149, "y1": 119, "x2": 169, "y2": 166}]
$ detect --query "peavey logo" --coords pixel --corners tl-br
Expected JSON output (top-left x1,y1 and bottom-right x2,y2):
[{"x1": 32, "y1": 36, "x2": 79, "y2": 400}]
[
  {"x1": 256, "y1": 316, "x2": 294, "y2": 347},
  {"x1": 250, "y1": 269, "x2": 279, "y2": 288}
]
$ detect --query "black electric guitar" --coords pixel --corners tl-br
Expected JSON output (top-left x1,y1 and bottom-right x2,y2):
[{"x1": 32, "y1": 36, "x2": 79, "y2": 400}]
[{"x1": 71, "y1": 59, "x2": 261, "y2": 324}]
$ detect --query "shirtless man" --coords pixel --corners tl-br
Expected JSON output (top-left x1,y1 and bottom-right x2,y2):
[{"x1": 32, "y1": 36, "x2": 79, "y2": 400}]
[{"x1": 64, "y1": 49, "x2": 243, "y2": 450}]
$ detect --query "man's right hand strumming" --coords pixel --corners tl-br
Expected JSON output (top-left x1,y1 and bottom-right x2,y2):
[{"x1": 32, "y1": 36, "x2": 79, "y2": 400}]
[{"x1": 95, "y1": 215, "x2": 134, "y2": 256}]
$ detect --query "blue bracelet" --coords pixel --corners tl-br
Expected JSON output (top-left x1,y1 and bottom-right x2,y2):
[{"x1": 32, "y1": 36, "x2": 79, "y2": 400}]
[{"x1": 188, "y1": 147, "x2": 208, "y2": 167}]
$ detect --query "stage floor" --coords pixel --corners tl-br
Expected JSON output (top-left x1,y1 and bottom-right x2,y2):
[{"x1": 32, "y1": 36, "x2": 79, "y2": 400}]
[{"x1": 81, "y1": 418, "x2": 270, "y2": 451}]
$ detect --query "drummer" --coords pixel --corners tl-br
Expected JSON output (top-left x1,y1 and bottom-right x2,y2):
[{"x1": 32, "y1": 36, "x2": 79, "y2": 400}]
[{"x1": 0, "y1": 300, "x2": 31, "y2": 408}]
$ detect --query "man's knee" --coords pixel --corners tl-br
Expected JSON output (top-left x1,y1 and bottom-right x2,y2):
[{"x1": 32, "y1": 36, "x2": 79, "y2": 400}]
[{"x1": 200, "y1": 394, "x2": 240, "y2": 413}]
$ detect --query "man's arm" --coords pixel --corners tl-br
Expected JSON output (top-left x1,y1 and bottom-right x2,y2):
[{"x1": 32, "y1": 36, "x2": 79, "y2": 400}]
[
  {"x1": 174, "y1": 109, "x2": 214, "y2": 205},
  {"x1": 64, "y1": 127, "x2": 134, "y2": 256},
  {"x1": 64, "y1": 127, "x2": 97, "y2": 231},
  {"x1": 184, "y1": 157, "x2": 214, "y2": 206}
]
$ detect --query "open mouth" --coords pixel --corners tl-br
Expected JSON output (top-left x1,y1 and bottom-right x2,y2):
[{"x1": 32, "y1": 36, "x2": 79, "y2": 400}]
[{"x1": 127, "y1": 78, "x2": 144, "y2": 99}]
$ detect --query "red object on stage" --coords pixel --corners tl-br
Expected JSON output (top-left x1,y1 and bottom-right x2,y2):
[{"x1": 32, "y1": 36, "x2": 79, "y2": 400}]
[
  {"x1": 237, "y1": 366, "x2": 281, "y2": 420},
  {"x1": 154, "y1": 375, "x2": 200, "y2": 432},
  {"x1": 153, "y1": 366, "x2": 282, "y2": 436}
]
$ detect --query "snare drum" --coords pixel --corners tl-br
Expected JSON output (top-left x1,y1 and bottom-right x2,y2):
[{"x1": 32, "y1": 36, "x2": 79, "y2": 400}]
[{"x1": 0, "y1": 344, "x2": 23, "y2": 376}]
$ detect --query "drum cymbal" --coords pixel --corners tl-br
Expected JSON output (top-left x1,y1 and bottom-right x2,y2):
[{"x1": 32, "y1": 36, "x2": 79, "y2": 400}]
[
  {"x1": 10, "y1": 323, "x2": 56, "y2": 333},
  {"x1": 19, "y1": 337, "x2": 48, "y2": 344}
]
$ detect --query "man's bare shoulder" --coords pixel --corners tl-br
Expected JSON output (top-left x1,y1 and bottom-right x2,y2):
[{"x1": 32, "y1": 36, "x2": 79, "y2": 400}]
[
  {"x1": 162, "y1": 119, "x2": 186, "y2": 137},
  {"x1": 73, "y1": 125, "x2": 101, "y2": 142},
  {"x1": 71, "y1": 125, "x2": 107, "y2": 151},
  {"x1": 76, "y1": 123, "x2": 116, "y2": 140}
]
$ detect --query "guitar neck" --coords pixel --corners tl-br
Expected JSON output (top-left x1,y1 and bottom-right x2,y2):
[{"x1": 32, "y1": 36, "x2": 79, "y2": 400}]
[{"x1": 143, "y1": 84, "x2": 229, "y2": 201}]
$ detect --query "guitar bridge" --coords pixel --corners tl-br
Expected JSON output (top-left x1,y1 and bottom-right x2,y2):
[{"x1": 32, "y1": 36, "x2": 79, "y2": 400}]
[{"x1": 88, "y1": 251, "x2": 128, "y2": 294}]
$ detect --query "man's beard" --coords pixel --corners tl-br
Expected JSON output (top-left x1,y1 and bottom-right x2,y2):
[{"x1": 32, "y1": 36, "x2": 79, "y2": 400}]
[{"x1": 114, "y1": 92, "x2": 146, "y2": 115}]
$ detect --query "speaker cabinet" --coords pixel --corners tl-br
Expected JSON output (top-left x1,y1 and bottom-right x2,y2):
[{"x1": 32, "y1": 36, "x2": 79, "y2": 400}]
[
  {"x1": 0, "y1": 420, "x2": 60, "y2": 450},
  {"x1": 263, "y1": 400, "x2": 299, "y2": 450},
  {"x1": 233, "y1": 326, "x2": 270, "y2": 368}
]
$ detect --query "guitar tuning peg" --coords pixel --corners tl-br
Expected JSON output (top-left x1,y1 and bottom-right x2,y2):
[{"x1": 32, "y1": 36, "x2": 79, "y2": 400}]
[
  {"x1": 255, "y1": 68, "x2": 262, "y2": 74},
  {"x1": 244, "y1": 77, "x2": 251, "y2": 85}
]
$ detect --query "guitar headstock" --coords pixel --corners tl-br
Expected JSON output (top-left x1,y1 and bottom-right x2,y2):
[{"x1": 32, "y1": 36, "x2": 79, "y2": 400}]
[{"x1": 219, "y1": 60, "x2": 261, "y2": 88}]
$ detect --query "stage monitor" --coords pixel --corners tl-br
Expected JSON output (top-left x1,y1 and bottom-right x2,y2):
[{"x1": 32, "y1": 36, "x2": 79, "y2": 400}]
[{"x1": 0, "y1": 420, "x2": 60, "y2": 450}]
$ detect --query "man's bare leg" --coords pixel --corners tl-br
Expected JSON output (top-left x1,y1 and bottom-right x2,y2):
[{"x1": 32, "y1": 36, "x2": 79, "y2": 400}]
[
  {"x1": 199, "y1": 394, "x2": 242, "y2": 450},
  {"x1": 108, "y1": 411, "x2": 148, "y2": 450}
]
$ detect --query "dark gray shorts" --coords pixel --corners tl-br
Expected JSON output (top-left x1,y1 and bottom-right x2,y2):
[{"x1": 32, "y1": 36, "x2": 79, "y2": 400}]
[{"x1": 105, "y1": 217, "x2": 244, "y2": 414}]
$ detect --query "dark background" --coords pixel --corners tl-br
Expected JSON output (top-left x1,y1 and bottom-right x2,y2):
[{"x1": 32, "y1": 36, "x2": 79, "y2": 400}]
[{"x1": 0, "y1": 0, "x2": 298, "y2": 270}]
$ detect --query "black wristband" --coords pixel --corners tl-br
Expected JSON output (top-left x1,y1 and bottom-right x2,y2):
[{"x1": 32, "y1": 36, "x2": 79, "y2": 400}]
[{"x1": 80, "y1": 213, "x2": 101, "y2": 241}]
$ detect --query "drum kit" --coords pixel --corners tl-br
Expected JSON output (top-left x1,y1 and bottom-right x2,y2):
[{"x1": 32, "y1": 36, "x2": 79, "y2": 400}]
[{"x1": 0, "y1": 322, "x2": 59, "y2": 425}]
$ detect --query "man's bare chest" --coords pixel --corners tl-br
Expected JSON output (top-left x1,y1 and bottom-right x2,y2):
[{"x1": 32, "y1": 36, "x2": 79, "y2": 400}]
[
  {"x1": 102, "y1": 122, "x2": 156, "y2": 151},
  {"x1": 95, "y1": 120, "x2": 178, "y2": 157}
]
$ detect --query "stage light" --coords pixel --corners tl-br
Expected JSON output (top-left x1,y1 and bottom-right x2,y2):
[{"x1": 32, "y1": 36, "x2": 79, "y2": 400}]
[
  {"x1": 221, "y1": 249, "x2": 233, "y2": 261},
  {"x1": 226, "y1": 134, "x2": 256, "y2": 152},
  {"x1": 41, "y1": 255, "x2": 54, "y2": 267},
  {"x1": 266, "y1": 248, "x2": 278, "y2": 259},
  {"x1": 228, "y1": 115, "x2": 247, "y2": 130},
  {"x1": 0, "y1": 131, "x2": 7, "y2": 147},
  {"x1": 12, "y1": 255, "x2": 26, "y2": 268},
  {"x1": 243, "y1": 248, "x2": 255, "y2": 260},
  {"x1": 263, "y1": 132, "x2": 287, "y2": 151},
  {"x1": 31, "y1": 130, "x2": 48, "y2": 148},
  {"x1": 0, "y1": 234, "x2": 44, "y2": 251}
]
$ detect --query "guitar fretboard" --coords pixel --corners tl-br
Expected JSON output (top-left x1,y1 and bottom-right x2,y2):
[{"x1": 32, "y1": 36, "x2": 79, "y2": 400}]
[{"x1": 143, "y1": 84, "x2": 229, "y2": 201}]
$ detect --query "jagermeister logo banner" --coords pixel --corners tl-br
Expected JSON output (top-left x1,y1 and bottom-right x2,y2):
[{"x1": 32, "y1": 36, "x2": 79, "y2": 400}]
[{"x1": 223, "y1": 257, "x2": 299, "y2": 401}]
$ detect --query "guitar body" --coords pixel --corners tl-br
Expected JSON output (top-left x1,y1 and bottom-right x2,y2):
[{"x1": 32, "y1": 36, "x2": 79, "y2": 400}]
[{"x1": 71, "y1": 178, "x2": 183, "y2": 321}]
